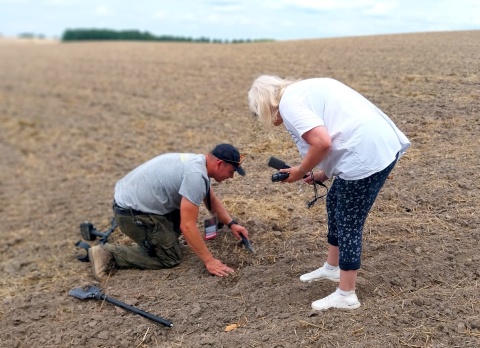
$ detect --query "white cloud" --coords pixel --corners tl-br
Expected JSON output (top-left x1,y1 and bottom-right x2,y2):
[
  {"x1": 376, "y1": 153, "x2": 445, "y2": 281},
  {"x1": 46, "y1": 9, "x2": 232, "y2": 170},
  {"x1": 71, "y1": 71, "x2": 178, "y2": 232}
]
[
  {"x1": 0, "y1": 0, "x2": 28, "y2": 3},
  {"x1": 284, "y1": 0, "x2": 375, "y2": 11},
  {"x1": 182, "y1": 13, "x2": 196, "y2": 21},
  {"x1": 44, "y1": 0, "x2": 82, "y2": 5},
  {"x1": 364, "y1": 1, "x2": 398, "y2": 16},
  {"x1": 153, "y1": 11, "x2": 166, "y2": 19},
  {"x1": 206, "y1": 13, "x2": 220, "y2": 23},
  {"x1": 94, "y1": 5, "x2": 113, "y2": 16},
  {"x1": 210, "y1": 2, "x2": 242, "y2": 13}
]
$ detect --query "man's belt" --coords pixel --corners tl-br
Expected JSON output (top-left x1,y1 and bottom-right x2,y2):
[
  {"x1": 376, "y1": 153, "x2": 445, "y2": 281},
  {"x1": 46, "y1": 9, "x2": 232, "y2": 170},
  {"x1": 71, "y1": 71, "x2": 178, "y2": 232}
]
[{"x1": 113, "y1": 201, "x2": 146, "y2": 216}]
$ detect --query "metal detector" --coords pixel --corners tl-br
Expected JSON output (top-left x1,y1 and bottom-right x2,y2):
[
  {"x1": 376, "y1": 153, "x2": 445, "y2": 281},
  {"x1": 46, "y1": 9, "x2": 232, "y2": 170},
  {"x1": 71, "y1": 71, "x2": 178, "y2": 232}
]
[{"x1": 75, "y1": 217, "x2": 117, "y2": 262}]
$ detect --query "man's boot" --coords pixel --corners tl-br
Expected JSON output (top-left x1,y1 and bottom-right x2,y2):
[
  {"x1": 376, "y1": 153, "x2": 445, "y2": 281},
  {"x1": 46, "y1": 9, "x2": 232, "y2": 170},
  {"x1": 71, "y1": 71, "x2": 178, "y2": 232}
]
[{"x1": 88, "y1": 245, "x2": 113, "y2": 282}]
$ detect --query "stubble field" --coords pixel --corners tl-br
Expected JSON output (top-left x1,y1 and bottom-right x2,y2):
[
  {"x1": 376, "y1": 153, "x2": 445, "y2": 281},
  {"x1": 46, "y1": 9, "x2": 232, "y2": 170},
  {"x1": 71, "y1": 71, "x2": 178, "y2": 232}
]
[{"x1": 0, "y1": 31, "x2": 479, "y2": 347}]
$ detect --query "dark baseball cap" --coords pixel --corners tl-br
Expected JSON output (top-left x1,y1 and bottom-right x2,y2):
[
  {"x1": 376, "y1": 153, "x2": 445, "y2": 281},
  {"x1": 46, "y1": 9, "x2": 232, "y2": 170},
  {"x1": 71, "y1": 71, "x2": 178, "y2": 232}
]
[{"x1": 211, "y1": 143, "x2": 246, "y2": 176}]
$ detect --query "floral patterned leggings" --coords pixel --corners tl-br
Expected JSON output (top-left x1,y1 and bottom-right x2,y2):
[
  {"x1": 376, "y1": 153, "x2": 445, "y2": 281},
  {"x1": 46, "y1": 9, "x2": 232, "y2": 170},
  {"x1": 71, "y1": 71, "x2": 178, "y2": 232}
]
[{"x1": 326, "y1": 156, "x2": 398, "y2": 271}]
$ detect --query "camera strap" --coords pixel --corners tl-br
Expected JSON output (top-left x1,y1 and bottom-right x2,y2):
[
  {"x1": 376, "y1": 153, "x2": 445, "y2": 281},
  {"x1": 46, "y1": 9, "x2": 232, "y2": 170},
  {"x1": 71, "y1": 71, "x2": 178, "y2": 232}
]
[{"x1": 306, "y1": 173, "x2": 328, "y2": 209}]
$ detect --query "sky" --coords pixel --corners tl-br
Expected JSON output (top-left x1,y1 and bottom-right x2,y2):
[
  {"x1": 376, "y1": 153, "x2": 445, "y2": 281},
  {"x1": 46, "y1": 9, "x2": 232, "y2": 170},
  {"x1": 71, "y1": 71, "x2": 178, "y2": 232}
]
[{"x1": 0, "y1": 0, "x2": 479, "y2": 41}]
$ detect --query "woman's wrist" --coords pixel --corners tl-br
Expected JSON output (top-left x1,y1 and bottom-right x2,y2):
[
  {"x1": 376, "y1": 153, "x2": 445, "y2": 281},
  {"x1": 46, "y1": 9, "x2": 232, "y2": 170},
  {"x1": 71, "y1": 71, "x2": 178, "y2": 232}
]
[{"x1": 299, "y1": 165, "x2": 309, "y2": 174}]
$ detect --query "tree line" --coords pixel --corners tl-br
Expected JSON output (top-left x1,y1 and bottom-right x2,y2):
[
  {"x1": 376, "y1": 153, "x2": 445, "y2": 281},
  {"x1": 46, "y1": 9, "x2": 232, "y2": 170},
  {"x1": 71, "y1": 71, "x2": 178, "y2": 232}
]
[{"x1": 61, "y1": 28, "x2": 273, "y2": 44}]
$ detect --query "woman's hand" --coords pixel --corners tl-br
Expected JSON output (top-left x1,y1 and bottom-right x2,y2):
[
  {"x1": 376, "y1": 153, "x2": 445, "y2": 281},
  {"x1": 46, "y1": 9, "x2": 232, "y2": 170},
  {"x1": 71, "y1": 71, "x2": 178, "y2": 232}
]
[
  {"x1": 280, "y1": 166, "x2": 306, "y2": 183},
  {"x1": 303, "y1": 171, "x2": 328, "y2": 185}
]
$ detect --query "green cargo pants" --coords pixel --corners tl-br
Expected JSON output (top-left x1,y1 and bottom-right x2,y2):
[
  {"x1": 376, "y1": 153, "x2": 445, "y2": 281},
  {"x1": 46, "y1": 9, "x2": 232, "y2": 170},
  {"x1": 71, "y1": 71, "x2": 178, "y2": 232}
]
[{"x1": 104, "y1": 210, "x2": 182, "y2": 269}]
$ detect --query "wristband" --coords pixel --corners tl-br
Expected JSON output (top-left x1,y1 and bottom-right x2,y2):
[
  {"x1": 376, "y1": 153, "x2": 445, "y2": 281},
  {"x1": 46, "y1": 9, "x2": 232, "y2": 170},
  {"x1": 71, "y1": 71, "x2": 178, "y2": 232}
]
[{"x1": 227, "y1": 219, "x2": 238, "y2": 229}]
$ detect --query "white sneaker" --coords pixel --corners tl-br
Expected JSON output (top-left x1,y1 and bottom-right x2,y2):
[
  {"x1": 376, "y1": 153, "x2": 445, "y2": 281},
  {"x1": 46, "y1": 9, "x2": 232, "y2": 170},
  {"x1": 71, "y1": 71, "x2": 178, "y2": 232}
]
[
  {"x1": 311, "y1": 290, "x2": 361, "y2": 311},
  {"x1": 300, "y1": 264, "x2": 340, "y2": 283}
]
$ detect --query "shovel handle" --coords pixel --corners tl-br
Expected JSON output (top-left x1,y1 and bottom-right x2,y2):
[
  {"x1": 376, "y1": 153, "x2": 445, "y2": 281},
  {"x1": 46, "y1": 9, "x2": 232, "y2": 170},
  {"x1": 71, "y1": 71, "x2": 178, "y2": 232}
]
[{"x1": 102, "y1": 295, "x2": 173, "y2": 327}]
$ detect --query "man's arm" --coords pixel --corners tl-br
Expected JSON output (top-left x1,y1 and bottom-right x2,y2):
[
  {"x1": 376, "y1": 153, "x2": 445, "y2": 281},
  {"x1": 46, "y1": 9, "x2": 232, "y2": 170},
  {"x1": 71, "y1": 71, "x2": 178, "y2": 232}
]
[
  {"x1": 179, "y1": 196, "x2": 234, "y2": 277},
  {"x1": 207, "y1": 186, "x2": 249, "y2": 240}
]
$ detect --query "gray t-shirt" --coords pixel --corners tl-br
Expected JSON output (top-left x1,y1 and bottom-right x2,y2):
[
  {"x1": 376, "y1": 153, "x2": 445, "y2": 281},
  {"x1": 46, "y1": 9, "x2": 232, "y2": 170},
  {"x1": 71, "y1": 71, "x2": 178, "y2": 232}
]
[{"x1": 114, "y1": 153, "x2": 209, "y2": 215}]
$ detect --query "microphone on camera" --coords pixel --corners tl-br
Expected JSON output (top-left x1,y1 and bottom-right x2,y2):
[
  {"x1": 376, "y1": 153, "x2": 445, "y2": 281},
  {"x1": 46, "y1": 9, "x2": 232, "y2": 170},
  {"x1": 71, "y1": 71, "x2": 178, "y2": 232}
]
[
  {"x1": 268, "y1": 156, "x2": 291, "y2": 182},
  {"x1": 267, "y1": 156, "x2": 290, "y2": 170}
]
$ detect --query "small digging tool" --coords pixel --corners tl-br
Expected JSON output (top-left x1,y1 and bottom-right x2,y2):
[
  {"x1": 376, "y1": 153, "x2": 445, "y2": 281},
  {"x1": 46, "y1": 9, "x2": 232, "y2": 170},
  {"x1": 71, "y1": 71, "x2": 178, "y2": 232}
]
[
  {"x1": 240, "y1": 233, "x2": 255, "y2": 254},
  {"x1": 69, "y1": 285, "x2": 173, "y2": 328}
]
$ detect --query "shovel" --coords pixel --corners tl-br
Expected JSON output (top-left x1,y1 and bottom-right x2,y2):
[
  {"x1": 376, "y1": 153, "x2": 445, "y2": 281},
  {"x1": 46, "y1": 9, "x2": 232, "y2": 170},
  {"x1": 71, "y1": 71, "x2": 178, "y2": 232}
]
[{"x1": 69, "y1": 285, "x2": 173, "y2": 327}]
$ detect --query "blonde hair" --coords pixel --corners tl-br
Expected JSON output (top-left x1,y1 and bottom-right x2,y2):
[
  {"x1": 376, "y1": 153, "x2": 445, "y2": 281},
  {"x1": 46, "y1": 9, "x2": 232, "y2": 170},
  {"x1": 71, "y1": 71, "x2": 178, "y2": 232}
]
[{"x1": 248, "y1": 75, "x2": 297, "y2": 127}]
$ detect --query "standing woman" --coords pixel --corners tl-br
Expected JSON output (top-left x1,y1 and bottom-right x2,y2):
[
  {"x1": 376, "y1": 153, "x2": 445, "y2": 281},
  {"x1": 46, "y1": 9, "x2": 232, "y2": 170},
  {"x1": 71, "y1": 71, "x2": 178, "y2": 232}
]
[{"x1": 248, "y1": 75, "x2": 410, "y2": 311}]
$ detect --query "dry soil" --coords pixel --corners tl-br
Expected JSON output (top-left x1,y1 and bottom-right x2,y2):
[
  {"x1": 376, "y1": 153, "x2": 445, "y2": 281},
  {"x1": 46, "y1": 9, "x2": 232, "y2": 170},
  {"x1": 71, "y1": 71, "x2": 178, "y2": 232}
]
[{"x1": 0, "y1": 31, "x2": 479, "y2": 347}]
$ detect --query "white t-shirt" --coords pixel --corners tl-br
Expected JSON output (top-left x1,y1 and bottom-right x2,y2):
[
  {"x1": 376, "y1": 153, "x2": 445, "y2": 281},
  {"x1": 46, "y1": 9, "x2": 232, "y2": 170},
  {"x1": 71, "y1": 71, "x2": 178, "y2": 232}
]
[
  {"x1": 114, "y1": 153, "x2": 209, "y2": 215},
  {"x1": 279, "y1": 78, "x2": 411, "y2": 180}
]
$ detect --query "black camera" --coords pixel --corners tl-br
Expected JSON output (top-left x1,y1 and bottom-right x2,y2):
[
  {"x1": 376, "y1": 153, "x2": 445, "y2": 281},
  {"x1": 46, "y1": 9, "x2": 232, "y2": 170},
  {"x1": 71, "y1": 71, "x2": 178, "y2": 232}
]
[
  {"x1": 272, "y1": 171, "x2": 290, "y2": 182},
  {"x1": 267, "y1": 156, "x2": 329, "y2": 209},
  {"x1": 269, "y1": 156, "x2": 291, "y2": 182}
]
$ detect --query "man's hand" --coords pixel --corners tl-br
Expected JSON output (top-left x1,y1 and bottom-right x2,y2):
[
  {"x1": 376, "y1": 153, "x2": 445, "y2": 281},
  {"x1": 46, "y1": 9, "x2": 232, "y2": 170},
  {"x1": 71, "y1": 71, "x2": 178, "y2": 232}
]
[
  {"x1": 230, "y1": 223, "x2": 249, "y2": 241},
  {"x1": 205, "y1": 258, "x2": 234, "y2": 277}
]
